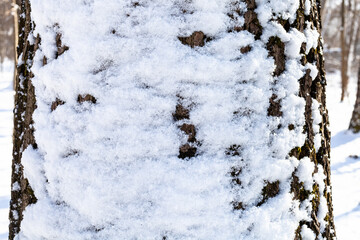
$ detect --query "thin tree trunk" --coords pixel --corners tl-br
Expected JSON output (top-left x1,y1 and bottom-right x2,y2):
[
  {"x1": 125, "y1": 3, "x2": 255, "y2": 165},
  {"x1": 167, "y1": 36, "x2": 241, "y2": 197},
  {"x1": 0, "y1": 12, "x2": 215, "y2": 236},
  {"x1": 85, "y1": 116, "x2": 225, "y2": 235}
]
[
  {"x1": 341, "y1": 0, "x2": 349, "y2": 101},
  {"x1": 349, "y1": 66, "x2": 360, "y2": 132},
  {"x1": 8, "y1": 0, "x2": 38, "y2": 239}
]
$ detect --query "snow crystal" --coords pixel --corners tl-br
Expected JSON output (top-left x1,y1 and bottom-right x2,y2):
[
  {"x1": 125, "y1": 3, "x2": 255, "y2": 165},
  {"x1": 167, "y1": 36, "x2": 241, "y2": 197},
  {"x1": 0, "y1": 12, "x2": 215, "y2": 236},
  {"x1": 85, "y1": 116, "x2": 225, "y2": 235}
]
[
  {"x1": 304, "y1": 21, "x2": 320, "y2": 54},
  {"x1": 11, "y1": 182, "x2": 20, "y2": 192},
  {"x1": 312, "y1": 100, "x2": 322, "y2": 151},
  {"x1": 306, "y1": 63, "x2": 319, "y2": 80},
  {"x1": 304, "y1": 0, "x2": 311, "y2": 16},
  {"x1": 301, "y1": 225, "x2": 316, "y2": 240},
  {"x1": 296, "y1": 157, "x2": 315, "y2": 190}
]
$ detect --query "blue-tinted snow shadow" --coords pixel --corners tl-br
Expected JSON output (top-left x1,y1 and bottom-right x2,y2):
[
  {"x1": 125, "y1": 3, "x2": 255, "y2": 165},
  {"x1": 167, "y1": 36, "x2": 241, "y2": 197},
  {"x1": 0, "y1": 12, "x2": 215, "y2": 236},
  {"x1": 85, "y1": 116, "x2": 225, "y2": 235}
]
[
  {"x1": 0, "y1": 233, "x2": 8, "y2": 240},
  {"x1": 332, "y1": 156, "x2": 360, "y2": 173},
  {"x1": 0, "y1": 196, "x2": 9, "y2": 209},
  {"x1": 336, "y1": 203, "x2": 360, "y2": 220},
  {"x1": 331, "y1": 130, "x2": 360, "y2": 148}
]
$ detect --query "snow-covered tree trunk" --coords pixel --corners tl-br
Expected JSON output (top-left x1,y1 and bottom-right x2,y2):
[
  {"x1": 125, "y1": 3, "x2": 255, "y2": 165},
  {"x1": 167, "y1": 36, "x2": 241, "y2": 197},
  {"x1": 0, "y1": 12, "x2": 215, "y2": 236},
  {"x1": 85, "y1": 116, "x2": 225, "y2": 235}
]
[{"x1": 10, "y1": 0, "x2": 336, "y2": 239}]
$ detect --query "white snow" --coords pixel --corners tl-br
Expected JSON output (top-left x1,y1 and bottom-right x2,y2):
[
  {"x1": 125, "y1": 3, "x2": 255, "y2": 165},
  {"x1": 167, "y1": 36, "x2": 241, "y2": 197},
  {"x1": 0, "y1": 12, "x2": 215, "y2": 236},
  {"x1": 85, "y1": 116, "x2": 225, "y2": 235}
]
[
  {"x1": 0, "y1": 1, "x2": 357, "y2": 240},
  {"x1": 301, "y1": 225, "x2": 316, "y2": 240},
  {"x1": 0, "y1": 59, "x2": 14, "y2": 240},
  {"x1": 327, "y1": 71, "x2": 360, "y2": 239},
  {"x1": 296, "y1": 157, "x2": 315, "y2": 191},
  {"x1": 16, "y1": 0, "x2": 309, "y2": 239}
]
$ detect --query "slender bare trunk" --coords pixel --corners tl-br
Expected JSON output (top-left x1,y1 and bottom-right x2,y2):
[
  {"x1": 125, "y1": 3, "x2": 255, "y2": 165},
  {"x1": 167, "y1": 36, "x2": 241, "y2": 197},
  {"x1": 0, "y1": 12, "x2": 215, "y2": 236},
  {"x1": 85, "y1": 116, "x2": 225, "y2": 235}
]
[
  {"x1": 349, "y1": 66, "x2": 360, "y2": 132},
  {"x1": 341, "y1": 0, "x2": 349, "y2": 101}
]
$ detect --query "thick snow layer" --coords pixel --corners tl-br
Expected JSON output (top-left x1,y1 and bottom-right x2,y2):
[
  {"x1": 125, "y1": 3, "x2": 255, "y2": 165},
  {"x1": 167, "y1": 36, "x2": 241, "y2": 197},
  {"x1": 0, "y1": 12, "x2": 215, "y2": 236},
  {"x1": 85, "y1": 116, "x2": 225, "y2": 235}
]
[
  {"x1": 14, "y1": 0, "x2": 320, "y2": 239},
  {"x1": 0, "y1": 60, "x2": 14, "y2": 240}
]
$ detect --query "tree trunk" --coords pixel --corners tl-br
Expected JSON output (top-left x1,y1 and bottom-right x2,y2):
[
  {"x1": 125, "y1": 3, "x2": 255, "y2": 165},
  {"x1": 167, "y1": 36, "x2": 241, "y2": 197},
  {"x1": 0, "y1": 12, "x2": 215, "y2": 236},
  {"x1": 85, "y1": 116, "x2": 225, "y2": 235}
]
[
  {"x1": 349, "y1": 66, "x2": 360, "y2": 132},
  {"x1": 9, "y1": 0, "x2": 38, "y2": 239},
  {"x1": 340, "y1": 0, "x2": 349, "y2": 101},
  {"x1": 10, "y1": 0, "x2": 336, "y2": 239}
]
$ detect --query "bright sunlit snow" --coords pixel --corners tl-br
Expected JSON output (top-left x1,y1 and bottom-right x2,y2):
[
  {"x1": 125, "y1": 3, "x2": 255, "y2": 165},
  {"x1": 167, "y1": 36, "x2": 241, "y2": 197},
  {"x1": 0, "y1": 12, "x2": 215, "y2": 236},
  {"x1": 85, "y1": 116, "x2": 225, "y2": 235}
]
[
  {"x1": 0, "y1": 60, "x2": 14, "y2": 240},
  {"x1": 0, "y1": 0, "x2": 359, "y2": 239}
]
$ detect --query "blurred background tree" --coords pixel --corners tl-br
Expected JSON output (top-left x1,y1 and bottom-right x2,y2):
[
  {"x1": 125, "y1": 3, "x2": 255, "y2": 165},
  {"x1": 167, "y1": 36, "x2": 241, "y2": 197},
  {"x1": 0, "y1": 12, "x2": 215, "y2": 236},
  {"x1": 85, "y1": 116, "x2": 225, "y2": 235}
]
[
  {"x1": 321, "y1": 0, "x2": 360, "y2": 101},
  {"x1": 0, "y1": 0, "x2": 15, "y2": 70}
]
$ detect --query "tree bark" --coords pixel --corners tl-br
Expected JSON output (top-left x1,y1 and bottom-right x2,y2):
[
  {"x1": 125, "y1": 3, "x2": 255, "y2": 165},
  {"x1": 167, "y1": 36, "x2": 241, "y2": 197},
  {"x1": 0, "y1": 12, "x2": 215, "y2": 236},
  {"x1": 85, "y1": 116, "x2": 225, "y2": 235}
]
[
  {"x1": 9, "y1": 0, "x2": 336, "y2": 239},
  {"x1": 340, "y1": 0, "x2": 349, "y2": 101},
  {"x1": 8, "y1": 0, "x2": 38, "y2": 239},
  {"x1": 349, "y1": 66, "x2": 360, "y2": 132}
]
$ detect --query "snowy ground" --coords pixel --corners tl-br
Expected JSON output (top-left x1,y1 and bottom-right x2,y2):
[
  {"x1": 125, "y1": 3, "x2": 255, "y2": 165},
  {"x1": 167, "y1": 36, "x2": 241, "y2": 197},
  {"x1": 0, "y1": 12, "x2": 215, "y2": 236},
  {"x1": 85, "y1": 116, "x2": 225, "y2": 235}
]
[
  {"x1": 0, "y1": 60, "x2": 14, "y2": 240},
  {"x1": 0, "y1": 62, "x2": 358, "y2": 239},
  {"x1": 327, "y1": 70, "x2": 360, "y2": 239}
]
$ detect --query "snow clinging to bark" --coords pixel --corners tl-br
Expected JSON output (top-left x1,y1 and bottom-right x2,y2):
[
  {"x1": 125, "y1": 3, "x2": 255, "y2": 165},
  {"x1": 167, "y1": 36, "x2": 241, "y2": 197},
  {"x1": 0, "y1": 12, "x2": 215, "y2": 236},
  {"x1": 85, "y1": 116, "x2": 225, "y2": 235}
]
[{"x1": 17, "y1": 0, "x2": 324, "y2": 239}]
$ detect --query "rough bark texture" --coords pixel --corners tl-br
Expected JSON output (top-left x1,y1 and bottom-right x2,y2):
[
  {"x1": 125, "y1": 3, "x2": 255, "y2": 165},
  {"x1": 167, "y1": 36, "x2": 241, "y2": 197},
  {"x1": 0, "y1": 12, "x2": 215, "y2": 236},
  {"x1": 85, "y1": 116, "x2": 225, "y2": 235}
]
[
  {"x1": 9, "y1": 0, "x2": 38, "y2": 239},
  {"x1": 349, "y1": 66, "x2": 360, "y2": 132},
  {"x1": 340, "y1": 0, "x2": 349, "y2": 101},
  {"x1": 291, "y1": 1, "x2": 336, "y2": 238},
  {"x1": 237, "y1": 0, "x2": 336, "y2": 239}
]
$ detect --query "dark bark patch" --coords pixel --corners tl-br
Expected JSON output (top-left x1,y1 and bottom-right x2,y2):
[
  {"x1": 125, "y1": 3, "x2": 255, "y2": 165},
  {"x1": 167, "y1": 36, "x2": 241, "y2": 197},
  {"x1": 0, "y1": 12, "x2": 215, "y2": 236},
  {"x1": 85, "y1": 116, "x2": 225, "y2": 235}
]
[
  {"x1": 243, "y1": 10, "x2": 262, "y2": 40},
  {"x1": 55, "y1": 32, "x2": 69, "y2": 59},
  {"x1": 267, "y1": 36, "x2": 286, "y2": 76},
  {"x1": 178, "y1": 31, "x2": 207, "y2": 48},
  {"x1": 289, "y1": 146, "x2": 301, "y2": 159},
  {"x1": 230, "y1": 166, "x2": 242, "y2": 178},
  {"x1": 23, "y1": 178, "x2": 37, "y2": 206},
  {"x1": 173, "y1": 104, "x2": 190, "y2": 121},
  {"x1": 226, "y1": 145, "x2": 242, "y2": 156},
  {"x1": 232, "y1": 201, "x2": 245, "y2": 210},
  {"x1": 51, "y1": 98, "x2": 65, "y2": 111},
  {"x1": 267, "y1": 94, "x2": 282, "y2": 117},
  {"x1": 240, "y1": 45, "x2": 252, "y2": 54},
  {"x1": 178, "y1": 143, "x2": 197, "y2": 159},
  {"x1": 43, "y1": 56, "x2": 47, "y2": 66},
  {"x1": 244, "y1": 0, "x2": 256, "y2": 10},
  {"x1": 306, "y1": 47, "x2": 316, "y2": 64},
  {"x1": 78, "y1": 94, "x2": 97, "y2": 104},
  {"x1": 288, "y1": 124, "x2": 295, "y2": 130},
  {"x1": 277, "y1": 18, "x2": 291, "y2": 32},
  {"x1": 230, "y1": 166, "x2": 242, "y2": 186},
  {"x1": 180, "y1": 123, "x2": 196, "y2": 142},
  {"x1": 257, "y1": 180, "x2": 280, "y2": 206}
]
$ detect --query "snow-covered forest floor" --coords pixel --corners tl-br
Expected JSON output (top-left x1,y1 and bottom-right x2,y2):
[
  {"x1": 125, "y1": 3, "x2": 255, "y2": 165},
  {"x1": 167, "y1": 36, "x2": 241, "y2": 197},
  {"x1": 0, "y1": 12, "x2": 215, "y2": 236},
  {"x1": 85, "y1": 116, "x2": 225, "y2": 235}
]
[
  {"x1": 0, "y1": 60, "x2": 14, "y2": 240},
  {"x1": 0, "y1": 61, "x2": 359, "y2": 239},
  {"x1": 327, "y1": 71, "x2": 360, "y2": 239}
]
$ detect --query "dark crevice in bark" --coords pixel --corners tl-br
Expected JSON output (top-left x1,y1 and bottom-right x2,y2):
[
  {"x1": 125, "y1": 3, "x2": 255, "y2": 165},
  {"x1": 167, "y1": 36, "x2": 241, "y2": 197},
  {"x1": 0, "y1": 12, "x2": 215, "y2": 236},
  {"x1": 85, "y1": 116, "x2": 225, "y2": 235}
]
[
  {"x1": 267, "y1": 36, "x2": 286, "y2": 76},
  {"x1": 78, "y1": 94, "x2": 97, "y2": 104},
  {"x1": 51, "y1": 98, "x2": 65, "y2": 111},
  {"x1": 242, "y1": 0, "x2": 262, "y2": 39},
  {"x1": 240, "y1": 45, "x2": 252, "y2": 54},
  {"x1": 173, "y1": 104, "x2": 190, "y2": 121},
  {"x1": 178, "y1": 31, "x2": 209, "y2": 48},
  {"x1": 55, "y1": 31, "x2": 69, "y2": 59},
  {"x1": 267, "y1": 94, "x2": 283, "y2": 117},
  {"x1": 225, "y1": 144, "x2": 242, "y2": 156},
  {"x1": 173, "y1": 99, "x2": 199, "y2": 160},
  {"x1": 257, "y1": 180, "x2": 280, "y2": 206}
]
